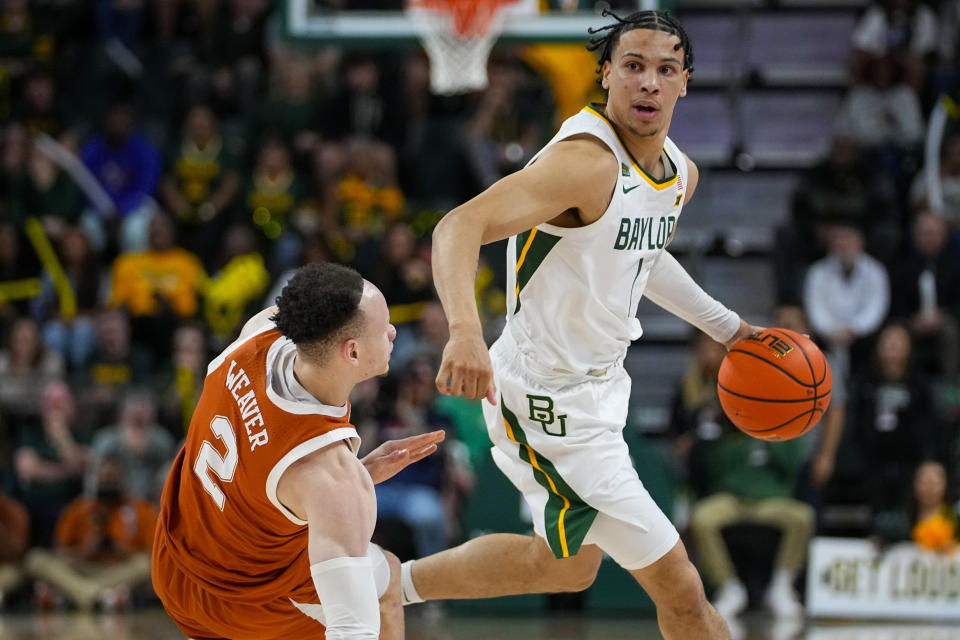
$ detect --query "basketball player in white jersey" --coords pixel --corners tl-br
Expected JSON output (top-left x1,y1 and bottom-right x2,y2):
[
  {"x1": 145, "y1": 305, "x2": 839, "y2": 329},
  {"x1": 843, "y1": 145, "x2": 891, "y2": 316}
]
[{"x1": 399, "y1": 11, "x2": 759, "y2": 639}]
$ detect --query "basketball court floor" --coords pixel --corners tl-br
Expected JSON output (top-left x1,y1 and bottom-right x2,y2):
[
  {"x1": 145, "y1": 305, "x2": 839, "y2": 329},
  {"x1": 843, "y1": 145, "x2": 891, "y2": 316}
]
[{"x1": 0, "y1": 608, "x2": 957, "y2": 639}]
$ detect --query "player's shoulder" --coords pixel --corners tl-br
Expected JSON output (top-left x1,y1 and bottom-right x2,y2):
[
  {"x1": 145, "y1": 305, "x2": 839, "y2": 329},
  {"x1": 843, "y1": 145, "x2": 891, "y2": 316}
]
[{"x1": 534, "y1": 134, "x2": 619, "y2": 176}]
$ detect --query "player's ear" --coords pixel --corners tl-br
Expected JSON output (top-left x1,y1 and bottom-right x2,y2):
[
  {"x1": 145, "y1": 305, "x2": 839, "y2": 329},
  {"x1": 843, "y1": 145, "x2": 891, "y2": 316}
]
[
  {"x1": 679, "y1": 70, "x2": 689, "y2": 97},
  {"x1": 342, "y1": 338, "x2": 360, "y2": 365},
  {"x1": 601, "y1": 60, "x2": 611, "y2": 91}
]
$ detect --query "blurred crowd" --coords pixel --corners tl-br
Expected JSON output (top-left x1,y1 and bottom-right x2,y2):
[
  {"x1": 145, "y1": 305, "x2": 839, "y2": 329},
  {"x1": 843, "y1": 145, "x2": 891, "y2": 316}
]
[{"x1": 0, "y1": 0, "x2": 956, "y2": 621}]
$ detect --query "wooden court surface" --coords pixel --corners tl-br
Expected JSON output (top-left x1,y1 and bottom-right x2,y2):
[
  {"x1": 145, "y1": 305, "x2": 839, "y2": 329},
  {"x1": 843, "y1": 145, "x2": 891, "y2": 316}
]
[{"x1": 0, "y1": 609, "x2": 958, "y2": 639}]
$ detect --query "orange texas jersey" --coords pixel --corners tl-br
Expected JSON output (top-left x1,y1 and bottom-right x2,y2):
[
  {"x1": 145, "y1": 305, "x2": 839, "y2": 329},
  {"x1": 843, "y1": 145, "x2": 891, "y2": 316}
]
[{"x1": 155, "y1": 321, "x2": 359, "y2": 606}]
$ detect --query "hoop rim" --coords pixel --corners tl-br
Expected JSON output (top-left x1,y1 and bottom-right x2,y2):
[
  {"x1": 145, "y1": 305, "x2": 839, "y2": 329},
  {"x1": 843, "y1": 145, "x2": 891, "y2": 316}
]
[{"x1": 407, "y1": 0, "x2": 518, "y2": 38}]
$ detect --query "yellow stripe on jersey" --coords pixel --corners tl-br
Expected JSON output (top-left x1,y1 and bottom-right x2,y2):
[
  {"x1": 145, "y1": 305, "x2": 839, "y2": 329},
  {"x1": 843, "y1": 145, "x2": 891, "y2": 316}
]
[
  {"x1": 515, "y1": 228, "x2": 539, "y2": 296},
  {"x1": 583, "y1": 104, "x2": 679, "y2": 192}
]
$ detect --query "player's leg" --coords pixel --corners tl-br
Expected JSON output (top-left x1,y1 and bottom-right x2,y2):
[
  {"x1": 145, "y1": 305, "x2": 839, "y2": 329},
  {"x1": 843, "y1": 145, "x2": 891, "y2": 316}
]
[
  {"x1": 403, "y1": 534, "x2": 602, "y2": 602},
  {"x1": 628, "y1": 540, "x2": 730, "y2": 640},
  {"x1": 378, "y1": 549, "x2": 404, "y2": 640}
]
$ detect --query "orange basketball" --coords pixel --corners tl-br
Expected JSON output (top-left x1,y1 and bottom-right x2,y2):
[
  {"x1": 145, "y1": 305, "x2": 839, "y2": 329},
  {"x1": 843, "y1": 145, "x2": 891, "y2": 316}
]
[{"x1": 717, "y1": 328, "x2": 832, "y2": 441}]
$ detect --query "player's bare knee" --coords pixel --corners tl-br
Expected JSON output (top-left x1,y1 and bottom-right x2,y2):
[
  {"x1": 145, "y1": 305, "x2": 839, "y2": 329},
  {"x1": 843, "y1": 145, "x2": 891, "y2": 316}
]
[
  {"x1": 529, "y1": 543, "x2": 601, "y2": 592},
  {"x1": 659, "y1": 568, "x2": 710, "y2": 618}
]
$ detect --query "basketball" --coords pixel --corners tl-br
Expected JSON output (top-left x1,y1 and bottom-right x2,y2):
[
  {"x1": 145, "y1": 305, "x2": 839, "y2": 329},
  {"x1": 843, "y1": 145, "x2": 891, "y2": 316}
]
[{"x1": 717, "y1": 328, "x2": 832, "y2": 441}]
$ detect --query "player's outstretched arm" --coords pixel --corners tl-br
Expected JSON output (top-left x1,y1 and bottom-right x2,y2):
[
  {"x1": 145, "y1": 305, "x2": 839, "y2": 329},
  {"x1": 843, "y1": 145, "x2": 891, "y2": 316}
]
[
  {"x1": 277, "y1": 441, "x2": 383, "y2": 639},
  {"x1": 643, "y1": 251, "x2": 760, "y2": 350},
  {"x1": 432, "y1": 136, "x2": 618, "y2": 402}
]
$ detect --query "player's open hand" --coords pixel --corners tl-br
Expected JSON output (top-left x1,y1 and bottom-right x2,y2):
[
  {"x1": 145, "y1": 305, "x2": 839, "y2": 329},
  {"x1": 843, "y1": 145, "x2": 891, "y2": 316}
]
[
  {"x1": 361, "y1": 430, "x2": 446, "y2": 484},
  {"x1": 436, "y1": 333, "x2": 497, "y2": 404}
]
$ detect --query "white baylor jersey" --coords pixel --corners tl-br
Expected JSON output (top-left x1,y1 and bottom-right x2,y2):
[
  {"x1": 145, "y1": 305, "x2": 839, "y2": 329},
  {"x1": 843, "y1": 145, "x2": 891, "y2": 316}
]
[{"x1": 505, "y1": 104, "x2": 688, "y2": 375}]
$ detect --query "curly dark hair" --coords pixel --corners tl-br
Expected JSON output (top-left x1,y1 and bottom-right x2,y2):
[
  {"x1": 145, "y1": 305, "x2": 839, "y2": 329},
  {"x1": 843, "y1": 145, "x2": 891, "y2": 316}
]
[
  {"x1": 271, "y1": 263, "x2": 365, "y2": 359},
  {"x1": 586, "y1": 9, "x2": 694, "y2": 87}
]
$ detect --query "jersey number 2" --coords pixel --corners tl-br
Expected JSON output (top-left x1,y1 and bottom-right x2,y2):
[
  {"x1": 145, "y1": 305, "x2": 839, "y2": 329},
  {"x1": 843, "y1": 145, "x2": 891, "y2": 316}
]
[{"x1": 193, "y1": 415, "x2": 239, "y2": 510}]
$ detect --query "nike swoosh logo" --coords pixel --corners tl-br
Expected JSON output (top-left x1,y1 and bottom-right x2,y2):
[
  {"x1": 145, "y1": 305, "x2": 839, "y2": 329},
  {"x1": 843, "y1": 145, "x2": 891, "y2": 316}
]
[{"x1": 622, "y1": 184, "x2": 641, "y2": 194}]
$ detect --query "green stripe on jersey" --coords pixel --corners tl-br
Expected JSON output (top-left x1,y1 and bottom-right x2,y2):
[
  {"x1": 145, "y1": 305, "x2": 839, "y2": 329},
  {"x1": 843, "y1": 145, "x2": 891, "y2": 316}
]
[
  {"x1": 501, "y1": 400, "x2": 597, "y2": 558},
  {"x1": 514, "y1": 229, "x2": 561, "y2": 314}
]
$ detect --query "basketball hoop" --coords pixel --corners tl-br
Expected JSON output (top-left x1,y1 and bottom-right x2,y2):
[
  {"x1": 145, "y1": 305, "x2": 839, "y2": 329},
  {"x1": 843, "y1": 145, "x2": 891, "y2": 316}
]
[{"x1": 406, "y1": 0, "x2": 517, "y2": 95}]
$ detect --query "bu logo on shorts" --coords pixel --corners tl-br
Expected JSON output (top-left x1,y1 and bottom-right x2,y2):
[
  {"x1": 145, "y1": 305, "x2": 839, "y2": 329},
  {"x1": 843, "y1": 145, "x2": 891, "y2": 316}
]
[{"x1": 527, "y1": 395, "x2": 567, "y2": 437}]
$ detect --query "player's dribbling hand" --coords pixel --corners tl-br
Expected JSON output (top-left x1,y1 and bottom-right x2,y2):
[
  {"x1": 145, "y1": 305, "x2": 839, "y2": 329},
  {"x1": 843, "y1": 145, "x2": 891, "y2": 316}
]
[
  {"x1": 436, "y1": 333, "x2": 497, "y2": 405},
  {"x1": 361, "y1": 430, "x2": 446, "y2": 484},
  {"x1": 723, "y1": 319, "x2": 764, "y2": 351}
]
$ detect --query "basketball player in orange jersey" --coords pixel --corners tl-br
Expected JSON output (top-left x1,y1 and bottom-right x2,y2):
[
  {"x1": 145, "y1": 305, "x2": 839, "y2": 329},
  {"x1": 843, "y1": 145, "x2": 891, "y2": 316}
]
[
  {"x1": 400, "y1": 11, "x2": 760, "y2": 640},
  {"x1": 153, "y1": 262, "x2": 445, "y2": 639}
]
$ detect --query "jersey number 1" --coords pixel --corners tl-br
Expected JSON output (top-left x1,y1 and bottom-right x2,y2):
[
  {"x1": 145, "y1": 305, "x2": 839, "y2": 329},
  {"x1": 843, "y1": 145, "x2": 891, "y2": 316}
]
[{"x1": 193, "y1": 415, "x2": 239, "y2": 510}]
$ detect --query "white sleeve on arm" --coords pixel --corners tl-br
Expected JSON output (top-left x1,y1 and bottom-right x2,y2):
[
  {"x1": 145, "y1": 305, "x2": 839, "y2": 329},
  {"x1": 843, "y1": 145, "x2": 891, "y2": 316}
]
[
  {"x1": 643, "y1": 251, "x2": 741, "y2": 344},
  {"x1": 312, "y1": 556, "x2": 380, "y2": 639}
]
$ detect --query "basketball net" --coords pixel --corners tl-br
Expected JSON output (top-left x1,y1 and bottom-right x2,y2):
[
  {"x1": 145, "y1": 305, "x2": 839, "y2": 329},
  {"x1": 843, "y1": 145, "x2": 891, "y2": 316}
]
[{"x1": 406, "y1": 0, "x2": 517, "y2": 95}]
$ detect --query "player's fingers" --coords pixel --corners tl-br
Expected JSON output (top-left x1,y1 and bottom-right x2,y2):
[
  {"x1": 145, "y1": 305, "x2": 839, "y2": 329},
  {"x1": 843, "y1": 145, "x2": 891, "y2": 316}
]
[
  {"x1": 485, "y1": 381, "x2": 497, "y2": 406},
  {"x1": 400, "y1": 431, "x2": 445, "y2": 450},
  {"x1": 435, "y1": 362, "x2": 453, "y2": 395},
  {"x1": 462, "y1": 374, "x2": 481, "y2": 400},
  {"x1": 446, "y1": 369, "x2": 466, "y2": 397},
  {"x1": 407, "y1": 444, "x2": 438, "y2": 463}
]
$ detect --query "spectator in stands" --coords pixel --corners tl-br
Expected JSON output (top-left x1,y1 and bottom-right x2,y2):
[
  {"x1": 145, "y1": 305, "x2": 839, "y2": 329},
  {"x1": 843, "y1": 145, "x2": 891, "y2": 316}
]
[
  {"x1": 362, "y1": 221, "x2": 431, "y2": 327},
  {"x1": 464, "y1": 54, "x2": 555, "y2": 188},
  {"x1": 80, "y1": 102, "x2": 161, "y2": 254},
  {"x1": 14, "y1": 67, "x2": 68, "y2": 138},
  {"x1": 203, "y1": 224, "x2": 269, "y2": 341},
  {"x1": 669, "y1": 331, "x2": 728, "y2": 498},
  {"x1": 836, "y1": 55, "x2": 924, "y2": 151},
  {"x1": 88, "y1": 391, "x2": 175, "y2": 503},
  {"x1": 890, "y1": 210, "x2": 960, "y2": 377},
  {"x1": 803, "y1": 223, "x2": 890, "y2": 385},
  {"x1": 0, "y1": 491, "x2": 29, "y2": 606},
  {"x1": 0, "y1": 0, "x2": 45, "y2": 87},
  {"x1": 775, "y1": 136, "x2": 898, "y2": 304},
  {"x1": 7, "y1": 139, "x2": 84, "y2": 232},
  {"x1": 390, "y1": 300, "x2": 448, "y2": 370},
  {"x1": 851, "y1": 0, "x2": 938, "y2": 94},
  {"x1": 12, "y1": 380, "x2": 88, "y2": 546},
  {"x1": 80, "y1": 310, "x2": 151, "y2": 427},
  {"x1": 241, "y1": 136, "x2": 315, "y2": 272},
  {"x1": 851, "y1": 324, "x2": 945, "y2": 516},
  {"x1": 324, "y1": 53, "x2": 402, "y2": 148},
  {"x1": 196, "y1": 0, "x2": 269, "y2": 116},
  {"x1": 33, "y1": 228, "x2": 103, "y2": 371},
  {"x1": 874, "y1": 459, "x2": 959, "y2": 553},
  {"x1": 159, "y1": 104, "x2": 241, "y2": 265},
  {"x1": 910, "y1": 133, "x2": 960, "y2": 227},
  {"x1": 24, "y1": 455, "x2": 156, "y2": 611},
  {"x1": 107, "y1": 213, "x2": 206, "y2": 361},
  {"x1": 0, "y1": 316, "x2": 65, "y2": 419},
  {"x1": 328, "y1": 141, "x2": 404, "y2": 264},
  {"x1": 689, "y1": 429, "x2": 813, "y2": 619},
  {"x1": 158, "y1": 323, "x2": 207, "y2": 437},
  {"x1": 374, "y1": 356, "x2": 474, "y2": 557},
  {"x1": 245, "y1": 55, "x2": 324, "y2": 161}
]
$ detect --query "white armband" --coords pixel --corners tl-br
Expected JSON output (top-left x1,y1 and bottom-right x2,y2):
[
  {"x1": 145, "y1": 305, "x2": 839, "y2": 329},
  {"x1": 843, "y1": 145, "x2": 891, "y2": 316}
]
[
  {"x1": 643, "y1": 251, "x2": 741, "y2": 344},
  {"x1": 311, "y1": 557, "x2": 380, "y2": 639}
]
